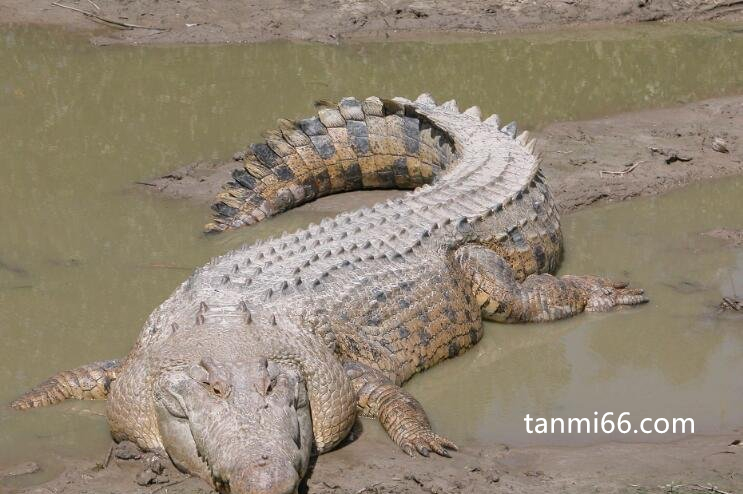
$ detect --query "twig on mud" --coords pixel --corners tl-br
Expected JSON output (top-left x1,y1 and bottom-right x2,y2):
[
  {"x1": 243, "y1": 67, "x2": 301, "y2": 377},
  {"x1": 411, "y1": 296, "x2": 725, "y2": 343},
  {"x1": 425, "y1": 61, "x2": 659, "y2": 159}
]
[
  {"x1": 51, "y1": 2, "x2": 166, "y2": 30},
  {"x1": 85, "y1": 0, "x2": 100, "y2": 11},
  {"x1": 151, "y1": 476, "x2": 191, "y2": 493},
  {"x1": 599, "y1": 160, "x2": 645, "y2": 177},
  {"x1": 102, "y1": 444, "x2": 114, "y2": 469},
  {"x1": 687, "y1": 484, "x2": 734, "y2": 494}
]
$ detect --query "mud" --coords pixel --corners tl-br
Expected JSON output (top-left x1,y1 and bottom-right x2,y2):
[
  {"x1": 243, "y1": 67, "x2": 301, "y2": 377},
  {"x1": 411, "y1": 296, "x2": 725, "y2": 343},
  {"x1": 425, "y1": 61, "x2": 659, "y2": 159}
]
[
  {"x1": 143, "y1": 95, "x2": 743, "y2": 214},
  {"x1": 540, "y1": 95, "x2": 743, "y2": 212},
  {"x1": 8, "y1": 431, "x2": 742, "y2": 494},
  {"x1": 3, "y1": 0, "x2": 743, "y2": 46}
]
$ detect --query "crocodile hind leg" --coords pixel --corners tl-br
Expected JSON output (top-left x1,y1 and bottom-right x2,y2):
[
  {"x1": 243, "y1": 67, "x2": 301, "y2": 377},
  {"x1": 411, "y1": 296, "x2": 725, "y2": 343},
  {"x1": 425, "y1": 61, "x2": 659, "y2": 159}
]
[
  {"x1": 455, "y1": 244, "x2": 647, "y2": 323},
  {"x1": 343, "y1": 361, "x2": 457, "y2": 457},
  {"x1": 10, "y1": 360, "x2": 120, "y2": 410}
]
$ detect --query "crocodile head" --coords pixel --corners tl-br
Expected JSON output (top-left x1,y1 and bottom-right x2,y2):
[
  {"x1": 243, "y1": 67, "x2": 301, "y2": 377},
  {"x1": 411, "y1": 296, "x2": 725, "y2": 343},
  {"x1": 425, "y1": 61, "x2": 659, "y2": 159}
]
[{"x1": 153, "y1": 355, "x2": 312, "y2": 494}]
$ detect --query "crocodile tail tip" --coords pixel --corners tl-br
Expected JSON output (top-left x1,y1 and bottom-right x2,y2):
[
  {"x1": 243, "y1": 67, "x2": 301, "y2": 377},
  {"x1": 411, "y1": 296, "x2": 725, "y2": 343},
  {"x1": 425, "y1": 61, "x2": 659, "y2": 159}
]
[
  {"x1": 10, "y1": 360, "x2": 121, "y2": 411},
  {"x1": 207, "y1": 94, "x2": 462, "y2": 233}
]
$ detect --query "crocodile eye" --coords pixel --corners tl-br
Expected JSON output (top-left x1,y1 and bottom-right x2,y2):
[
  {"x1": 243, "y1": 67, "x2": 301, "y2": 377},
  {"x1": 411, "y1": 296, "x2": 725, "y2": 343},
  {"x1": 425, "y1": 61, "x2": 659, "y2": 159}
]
[{"x1": 210, "y1": 381, "x2": 231, "y2": 398}]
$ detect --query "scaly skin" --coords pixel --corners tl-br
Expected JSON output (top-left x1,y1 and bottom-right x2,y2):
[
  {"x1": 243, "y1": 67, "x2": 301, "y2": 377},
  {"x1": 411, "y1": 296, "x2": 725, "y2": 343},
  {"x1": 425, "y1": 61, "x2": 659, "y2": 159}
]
[{"x1": 11, "y1": 94, "x2": 647, "y2": 494}]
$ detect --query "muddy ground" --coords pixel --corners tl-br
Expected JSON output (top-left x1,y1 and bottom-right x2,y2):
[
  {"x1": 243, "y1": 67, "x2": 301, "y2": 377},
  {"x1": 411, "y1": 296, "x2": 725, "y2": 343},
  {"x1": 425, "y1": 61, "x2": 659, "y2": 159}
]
[
  {"x1": 141, "y1": 94, "x2": 743, "y2": 216},
  {"x1": 2, "y1": 0, "x2": 743, "y2": 45},
  {"x1": 5, "y1": 430, "x2": 742, "y2": 494}
]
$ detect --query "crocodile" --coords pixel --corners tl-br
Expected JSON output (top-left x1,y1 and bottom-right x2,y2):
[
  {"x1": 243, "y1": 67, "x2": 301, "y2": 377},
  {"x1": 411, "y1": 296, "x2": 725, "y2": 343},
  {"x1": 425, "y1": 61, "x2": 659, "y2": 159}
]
[{"x1": 11, "y1": 94, "x2": 647, "y2": 494}]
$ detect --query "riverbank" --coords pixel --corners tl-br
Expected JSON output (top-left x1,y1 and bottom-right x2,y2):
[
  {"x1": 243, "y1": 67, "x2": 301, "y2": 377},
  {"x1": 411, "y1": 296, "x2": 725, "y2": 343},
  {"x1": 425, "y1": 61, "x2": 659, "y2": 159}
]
[
  {"x1": 2, "y1": 0, "x2": 743, "y2": 46},
  {"x1": 141, "y1": 94, "x2": 743, "y2": 216},
  {"x1": 7, "y1": 429, "x2": 741, "y2": 494}
]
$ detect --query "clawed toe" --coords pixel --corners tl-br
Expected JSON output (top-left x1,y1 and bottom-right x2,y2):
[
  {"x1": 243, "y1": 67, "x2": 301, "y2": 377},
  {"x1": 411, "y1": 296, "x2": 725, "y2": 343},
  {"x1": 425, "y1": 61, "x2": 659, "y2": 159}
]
[
  {"x1": 400, "y1": 432, "x2": 458, "y2": 458},
  {"x1": 583, "y1": 277, "x2": 649, "y2": 311}
]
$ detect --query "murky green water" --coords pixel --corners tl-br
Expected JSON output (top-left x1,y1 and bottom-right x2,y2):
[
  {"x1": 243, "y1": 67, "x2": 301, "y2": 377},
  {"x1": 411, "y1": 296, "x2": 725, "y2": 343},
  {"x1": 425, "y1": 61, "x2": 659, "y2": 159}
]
[{"x1": 1, "y1": 23, "x2": 743, "y2": 486}]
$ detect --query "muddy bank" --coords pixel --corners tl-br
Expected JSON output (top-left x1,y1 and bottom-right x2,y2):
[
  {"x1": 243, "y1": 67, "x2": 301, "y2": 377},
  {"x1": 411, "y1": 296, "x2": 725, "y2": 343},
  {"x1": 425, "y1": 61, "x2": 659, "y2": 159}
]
[
  {"x1": 140, "y1": 95, "x2": 743, "y2": 215},
  {"x1": 7, "y1": 430, "x2": 741, "y2": 494},
  {"x1": 3, "y1": 0, "x2": 743, "y2": 45},
  {"x1": 539, "y1": 95, "x2": 743, "y2": 212}
]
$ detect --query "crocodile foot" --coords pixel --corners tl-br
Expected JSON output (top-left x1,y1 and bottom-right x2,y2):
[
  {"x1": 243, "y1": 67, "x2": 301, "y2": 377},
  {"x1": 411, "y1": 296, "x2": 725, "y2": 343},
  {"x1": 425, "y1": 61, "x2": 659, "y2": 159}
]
[
  {"x1": 399, "y1": 429, "x2": 458, "y2": 458},
  {"x1": 563, "y1": 275, "x2": 648, "y2": 311}
]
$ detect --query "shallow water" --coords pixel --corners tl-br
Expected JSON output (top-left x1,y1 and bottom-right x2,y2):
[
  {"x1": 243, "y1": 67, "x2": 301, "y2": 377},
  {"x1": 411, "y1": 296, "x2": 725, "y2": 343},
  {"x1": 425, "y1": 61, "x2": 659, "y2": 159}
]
[
  {"x1": 1, "y1": 22, "x2": 743, "y2": 484},
  {"x1": 405, "y1": 177, "x2": 743, "y2": 446}
]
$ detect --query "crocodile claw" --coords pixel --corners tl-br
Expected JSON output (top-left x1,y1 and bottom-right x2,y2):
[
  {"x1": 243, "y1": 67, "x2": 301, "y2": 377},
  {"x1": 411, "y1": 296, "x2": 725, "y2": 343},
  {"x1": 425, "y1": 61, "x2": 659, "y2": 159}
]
[
  {"x1": 400, "y1": 431, "x2": 458, "y2": 458},
  {"x1": 567, "y1": 276, "x2": 649, "y2": 311}
]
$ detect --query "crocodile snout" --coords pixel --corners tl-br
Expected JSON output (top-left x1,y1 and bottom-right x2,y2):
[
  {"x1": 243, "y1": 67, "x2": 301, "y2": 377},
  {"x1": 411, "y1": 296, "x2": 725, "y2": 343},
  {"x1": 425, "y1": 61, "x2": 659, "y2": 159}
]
[{"x1": 228, "y1": 460, "x2": 300, "y2": 494}]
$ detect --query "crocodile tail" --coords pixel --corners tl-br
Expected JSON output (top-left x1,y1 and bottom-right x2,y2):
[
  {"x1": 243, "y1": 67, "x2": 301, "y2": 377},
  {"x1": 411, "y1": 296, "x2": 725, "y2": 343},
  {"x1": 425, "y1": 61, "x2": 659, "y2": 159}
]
[
  {"x1": 205, "y1": 95, "x2": 455, "y2": 233},
  {"x1": 10, "y1": 359, "x2": 121, "y2": 410}
]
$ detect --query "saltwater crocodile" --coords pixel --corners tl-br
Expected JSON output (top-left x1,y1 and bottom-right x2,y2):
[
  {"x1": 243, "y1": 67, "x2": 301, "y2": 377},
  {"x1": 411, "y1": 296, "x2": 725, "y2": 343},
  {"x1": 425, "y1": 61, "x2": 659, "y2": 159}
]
[{"x1": 12, "y1": 94, "x2": 647, "y2": 494}]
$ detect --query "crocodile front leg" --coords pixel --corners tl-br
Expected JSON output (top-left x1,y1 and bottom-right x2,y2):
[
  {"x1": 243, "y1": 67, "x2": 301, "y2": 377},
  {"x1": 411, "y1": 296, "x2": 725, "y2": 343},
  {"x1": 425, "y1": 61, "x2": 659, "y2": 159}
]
[
  {"x1": 343, "y1": 362, "x2": 457, "y2": 457},
  {"x1": 455, "y1": 244, "x2": 648, "y2": 323}
]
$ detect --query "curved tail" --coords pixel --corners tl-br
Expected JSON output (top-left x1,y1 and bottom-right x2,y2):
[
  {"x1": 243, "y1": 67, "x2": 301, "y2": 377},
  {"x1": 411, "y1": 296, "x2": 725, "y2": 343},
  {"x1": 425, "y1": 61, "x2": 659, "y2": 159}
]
[
  {"x1": 10, "y1": 359, "x2": 121, "y2": 410},
  {"x1": 205, "y1": 95, "x2": 455, "y2": 233}
]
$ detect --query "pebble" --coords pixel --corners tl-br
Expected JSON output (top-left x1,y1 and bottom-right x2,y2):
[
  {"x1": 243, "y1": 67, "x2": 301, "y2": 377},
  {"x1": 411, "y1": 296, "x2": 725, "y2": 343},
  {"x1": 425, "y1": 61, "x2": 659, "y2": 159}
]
[
  {"x1": 114, "y1": 441, "x2": 142, "y2": 460},
  {"x1": 135, "y1": 468, "x2": 170, "y2": 486},
  {"x1": 712, "y1": 137, "x2": 729, "y2": 153},
  {"x1": 146, "y1": 456, "x2": 165, "y2": 475},
  {"x1": 135, "y1": 469, "x2": 157, "y2": 486}
]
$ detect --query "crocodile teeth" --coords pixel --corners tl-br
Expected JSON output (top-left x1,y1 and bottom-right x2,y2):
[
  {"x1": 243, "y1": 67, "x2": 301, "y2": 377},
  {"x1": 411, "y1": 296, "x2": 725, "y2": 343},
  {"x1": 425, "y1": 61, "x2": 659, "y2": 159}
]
[
  {"x1": 501, "y1": 121, "x2": 518, "y2": 138},
  {"x1": 414, "y1": 93, "x2": 436, "y2": 106},
  {"x1": 463, "y1": 106, "x2": 482, "y2": 120},
  {"x1": 484, "y1": 114, "x2": 501, "y2": 127}
]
